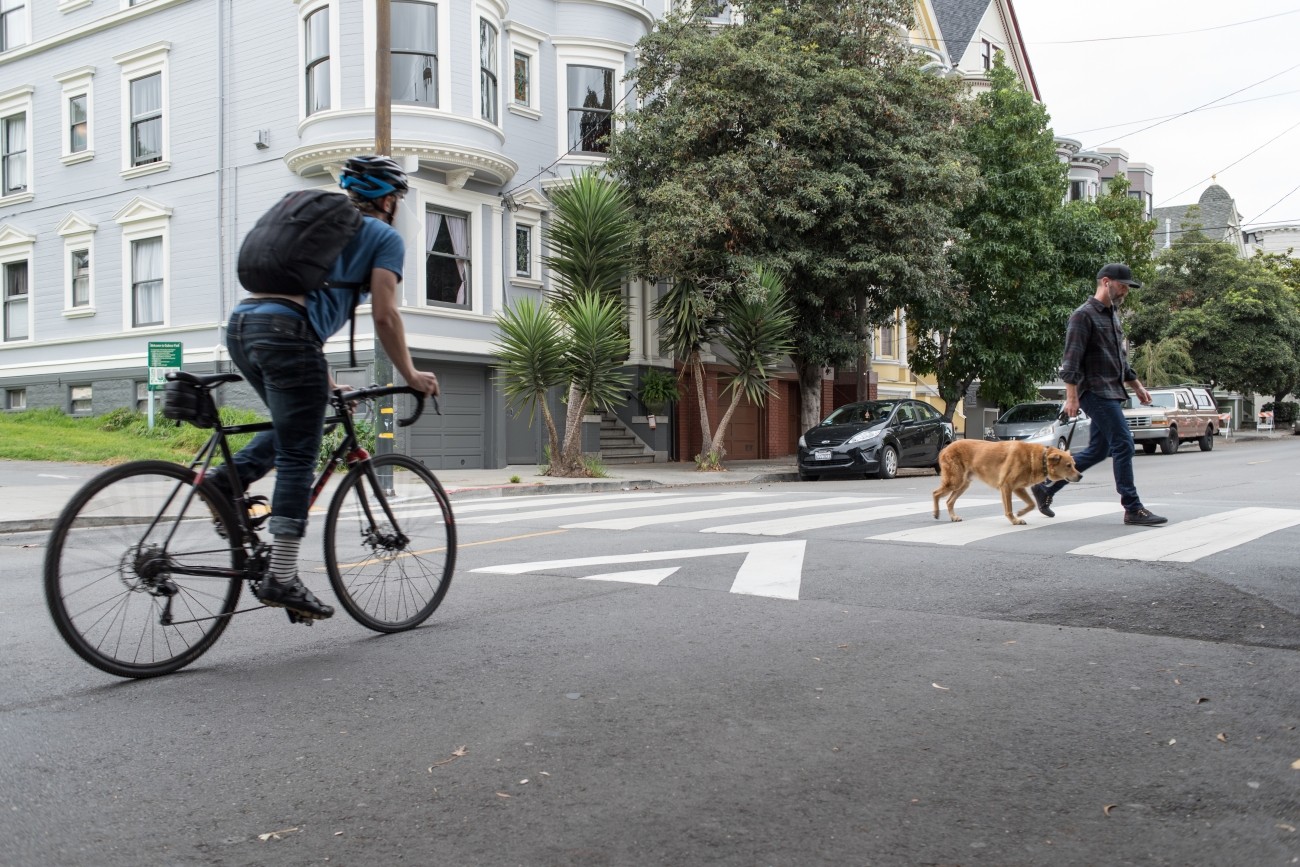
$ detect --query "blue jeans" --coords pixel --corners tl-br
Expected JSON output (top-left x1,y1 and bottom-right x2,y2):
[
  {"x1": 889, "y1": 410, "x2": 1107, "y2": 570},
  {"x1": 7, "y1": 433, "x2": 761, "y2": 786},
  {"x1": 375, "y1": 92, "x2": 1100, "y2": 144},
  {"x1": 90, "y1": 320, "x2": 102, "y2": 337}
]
[
  {"x1": 1043, "y1": 391, "x2": 1143, "y2": 512},
  {"x1": 224, "y1": 303, "x2": 329, "y2": 538}
]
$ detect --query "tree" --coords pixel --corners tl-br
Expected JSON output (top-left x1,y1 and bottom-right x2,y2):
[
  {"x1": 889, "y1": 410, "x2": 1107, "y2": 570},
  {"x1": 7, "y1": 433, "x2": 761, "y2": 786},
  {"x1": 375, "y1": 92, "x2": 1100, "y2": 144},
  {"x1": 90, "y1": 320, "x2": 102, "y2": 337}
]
[
  {"x1": 1130, "y1": 336, "x2": 1194, "y2": 387},
  {"x1": 1094, "y1": 175, "x2": 1157, "y2": 286},
  {"x1": 909, "y1": 57, "x2": 1087, "y2": 415},
  {"x1": 654, "y1": 266, "x2": 796, "y2": 468},
  {"x1": 493, "y1": 171, "x2": 634, "y2": 477},
  {"x1": 1130, "y1": 230, "x2": 1300, "y2": 396},
  {"x1": 609, "y1": 0, "x2": 978, "y2": 434}
]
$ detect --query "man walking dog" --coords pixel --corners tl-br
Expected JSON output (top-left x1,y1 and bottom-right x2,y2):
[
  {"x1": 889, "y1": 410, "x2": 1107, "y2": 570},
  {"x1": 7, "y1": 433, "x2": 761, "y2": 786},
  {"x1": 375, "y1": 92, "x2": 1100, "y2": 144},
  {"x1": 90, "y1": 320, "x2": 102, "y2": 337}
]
[{"x1": 1031, "y1": 263, "x2": 1168, "y2": 526}]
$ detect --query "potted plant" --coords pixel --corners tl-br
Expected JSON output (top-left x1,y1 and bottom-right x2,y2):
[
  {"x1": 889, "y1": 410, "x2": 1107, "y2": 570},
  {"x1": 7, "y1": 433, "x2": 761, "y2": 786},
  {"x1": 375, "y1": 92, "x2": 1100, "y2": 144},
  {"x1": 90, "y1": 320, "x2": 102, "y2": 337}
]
[{"x1": 638, "y1": 368, "x2": 680, "y2": 419}]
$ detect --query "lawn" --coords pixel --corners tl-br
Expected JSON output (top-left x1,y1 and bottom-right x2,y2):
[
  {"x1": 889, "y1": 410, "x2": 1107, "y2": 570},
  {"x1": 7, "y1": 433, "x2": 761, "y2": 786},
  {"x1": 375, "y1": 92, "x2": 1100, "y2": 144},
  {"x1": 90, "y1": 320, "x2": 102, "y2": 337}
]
[{"x1": 0, "y1": 407, "x2": 266, "y2": 465}]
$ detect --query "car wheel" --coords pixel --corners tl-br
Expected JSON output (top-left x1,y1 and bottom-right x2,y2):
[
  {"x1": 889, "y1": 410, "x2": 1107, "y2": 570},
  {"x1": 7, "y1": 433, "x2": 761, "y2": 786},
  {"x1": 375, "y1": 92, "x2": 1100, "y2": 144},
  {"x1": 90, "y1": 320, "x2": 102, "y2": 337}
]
[
  {"x1": 1056, "y1": 437, "x2": 1068, "y2": 451},
  {"x1": 799, "y1": 472, "x2": 819, "y2": 482},
  {"x1": 1199, "y1": 428, "x2": 1215, "y2": 451},
  {"x1": 1159, "y1": 427, "x2": 1180, "y2": 455},
  {"x1": 876, "y1": 445, "x2": 898, "y2": 480},
  {"x1": 1141, "y1": 442, "x2": 1158, "y2": 455}
]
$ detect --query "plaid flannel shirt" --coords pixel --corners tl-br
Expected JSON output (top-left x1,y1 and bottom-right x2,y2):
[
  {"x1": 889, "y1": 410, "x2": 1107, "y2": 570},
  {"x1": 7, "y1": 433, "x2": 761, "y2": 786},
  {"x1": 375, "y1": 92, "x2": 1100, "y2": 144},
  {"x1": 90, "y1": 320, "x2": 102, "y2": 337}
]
[{"x1": 1059, "y1": 298, "x2": 1137, "y2": 401}]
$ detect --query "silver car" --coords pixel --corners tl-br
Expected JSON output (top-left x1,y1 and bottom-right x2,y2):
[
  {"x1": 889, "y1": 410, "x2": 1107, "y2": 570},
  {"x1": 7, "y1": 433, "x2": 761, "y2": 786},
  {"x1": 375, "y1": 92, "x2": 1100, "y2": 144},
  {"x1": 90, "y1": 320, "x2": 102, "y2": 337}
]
[{"x1": 986, "y1": 401, "x2": 1090, "y2": 453}]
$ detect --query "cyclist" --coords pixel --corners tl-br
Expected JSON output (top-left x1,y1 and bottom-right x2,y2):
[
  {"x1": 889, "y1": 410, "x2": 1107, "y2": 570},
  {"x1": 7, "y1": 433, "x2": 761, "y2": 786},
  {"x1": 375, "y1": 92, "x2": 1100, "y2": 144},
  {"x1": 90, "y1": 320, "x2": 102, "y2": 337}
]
[{"x1": 213, "y1": 155, "x2": 440, "y2": 621}]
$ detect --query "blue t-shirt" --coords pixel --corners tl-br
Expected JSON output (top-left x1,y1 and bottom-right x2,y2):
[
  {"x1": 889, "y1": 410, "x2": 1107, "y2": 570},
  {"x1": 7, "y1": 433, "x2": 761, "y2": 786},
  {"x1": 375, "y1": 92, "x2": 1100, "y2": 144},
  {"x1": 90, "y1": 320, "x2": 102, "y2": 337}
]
[{"x1": 308, "y1": 215, "x2": 405, "y2": 340}]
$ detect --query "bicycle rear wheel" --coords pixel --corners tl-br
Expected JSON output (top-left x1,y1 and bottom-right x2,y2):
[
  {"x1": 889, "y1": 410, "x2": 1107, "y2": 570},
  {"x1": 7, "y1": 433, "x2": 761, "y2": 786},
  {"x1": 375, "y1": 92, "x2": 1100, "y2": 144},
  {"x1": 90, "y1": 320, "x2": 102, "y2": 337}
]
[
  {"x1": 44, "y1": 461, "x2": 245, "y2": 678},
  {"x1": 324, "y1": 453, "x2": 455, "y2": 632}
]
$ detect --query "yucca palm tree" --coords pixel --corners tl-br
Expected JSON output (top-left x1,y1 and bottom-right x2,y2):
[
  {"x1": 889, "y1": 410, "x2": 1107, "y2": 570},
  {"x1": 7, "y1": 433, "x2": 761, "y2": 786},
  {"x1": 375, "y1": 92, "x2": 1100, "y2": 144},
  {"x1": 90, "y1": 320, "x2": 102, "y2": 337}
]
[
  {"x1": 493, "y1": 169, "x2": 636, "y2": 477},
  {"x1": 655, "y1": 266, "x2": 796, "y2": 470},
  {"x1": 1131, "y1": 336, "x2": 1195, "y2": 388},
  {"x1": 493, "y1": 298, "x2": 567, "y2": 464}
]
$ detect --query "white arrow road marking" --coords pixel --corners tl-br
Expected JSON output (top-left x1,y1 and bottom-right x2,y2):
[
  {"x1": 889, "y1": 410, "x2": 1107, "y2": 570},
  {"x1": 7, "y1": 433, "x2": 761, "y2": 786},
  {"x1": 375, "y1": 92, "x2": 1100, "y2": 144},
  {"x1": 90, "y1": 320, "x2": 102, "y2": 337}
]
[
  {"x1": 871, "y1": 502, "x2": 1117, "y2": 545},
  {"x1": 472, "y1": 540, "x2": 807, "y2": 600},
  {"x1": 564, "y1": 496, "x2": 887, "y2": 530},
  {"x1": 459, "y1": 492, "x2": 773, "y2": 524},
  {"x1": 578, "y1": 567, "x2": 680, "y2": 585},
  {"x1": 702, "y1": 498, "x2": 995, "y2": 536},
  {"x1": 38, "y1": 474, "x2": 74, "y2": 480},
  {"x1": 1069, "y1": 507, "x2": 1300, "y2": 562}
]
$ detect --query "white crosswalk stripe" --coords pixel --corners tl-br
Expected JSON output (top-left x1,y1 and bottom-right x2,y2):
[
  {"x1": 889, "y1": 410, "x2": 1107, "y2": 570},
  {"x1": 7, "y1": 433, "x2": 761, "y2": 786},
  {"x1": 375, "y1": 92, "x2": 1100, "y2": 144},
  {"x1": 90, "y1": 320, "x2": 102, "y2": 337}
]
[
  {"x1": 459, "y1": 491, "x2": 775, "y2": 524},
  {"x1": 1068, "y1": 507, "x2": 1300, "y2": 562},
  {"x1": 700, "y1": 498, "x2": 996, "y2": 536},
  {"x1": 564, "y1": 495, "x2": 886, "y2": 530},
  {"x1": 870, "y1": 502, "x2": 1117, "y2": 545}
]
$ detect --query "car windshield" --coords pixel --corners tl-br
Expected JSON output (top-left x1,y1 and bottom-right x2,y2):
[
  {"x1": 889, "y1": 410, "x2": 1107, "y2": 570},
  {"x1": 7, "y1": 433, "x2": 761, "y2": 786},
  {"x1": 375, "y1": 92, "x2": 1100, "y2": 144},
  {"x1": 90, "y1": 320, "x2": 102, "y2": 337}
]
[
  {"x1": 998, "y1": 404, "x2": 1059, "y2": 424},
  {"x1": 1125, "y1": 393, "x2": 1176, "y2": 409},
  {"x1": 822, "y1": 402, "x2": 894, "y2": 425}
]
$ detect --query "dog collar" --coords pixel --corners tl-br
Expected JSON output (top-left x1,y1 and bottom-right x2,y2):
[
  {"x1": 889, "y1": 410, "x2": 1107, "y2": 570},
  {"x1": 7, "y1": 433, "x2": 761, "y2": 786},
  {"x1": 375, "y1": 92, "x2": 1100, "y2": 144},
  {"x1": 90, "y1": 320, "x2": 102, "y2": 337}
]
[{"x1": 1042, "y1": 447, "x2": 1051, "y2": 484}]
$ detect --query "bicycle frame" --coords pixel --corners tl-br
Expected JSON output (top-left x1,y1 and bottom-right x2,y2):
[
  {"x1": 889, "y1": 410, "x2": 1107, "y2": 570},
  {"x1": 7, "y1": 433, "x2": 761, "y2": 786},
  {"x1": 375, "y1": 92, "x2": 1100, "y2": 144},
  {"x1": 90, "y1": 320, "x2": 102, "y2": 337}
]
[{"x1": 159, "y1": 385, "x2": 431, "y2": 586}]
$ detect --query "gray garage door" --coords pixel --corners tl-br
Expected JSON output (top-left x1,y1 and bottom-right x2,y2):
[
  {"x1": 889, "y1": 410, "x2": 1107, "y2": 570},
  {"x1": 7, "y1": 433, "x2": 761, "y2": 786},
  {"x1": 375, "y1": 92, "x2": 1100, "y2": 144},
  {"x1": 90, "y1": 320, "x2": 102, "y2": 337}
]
[{"x1": 409, "y1": 363, "x2": 486, "y2": 470}]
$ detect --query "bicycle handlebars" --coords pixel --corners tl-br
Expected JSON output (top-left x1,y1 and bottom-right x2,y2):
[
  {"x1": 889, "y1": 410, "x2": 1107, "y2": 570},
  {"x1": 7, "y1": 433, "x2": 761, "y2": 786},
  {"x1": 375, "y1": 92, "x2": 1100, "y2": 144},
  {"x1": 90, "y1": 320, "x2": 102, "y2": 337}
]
[{"x1": 335, "y1": 384, "x2": 440, "y2": 427}]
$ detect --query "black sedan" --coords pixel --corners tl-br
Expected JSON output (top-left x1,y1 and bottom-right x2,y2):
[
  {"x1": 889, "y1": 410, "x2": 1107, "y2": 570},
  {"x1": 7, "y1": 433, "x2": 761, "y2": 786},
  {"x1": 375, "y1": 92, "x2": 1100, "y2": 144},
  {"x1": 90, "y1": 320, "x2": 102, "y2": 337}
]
[{"x1": 797, "y1": 399, "x2": 953, "y2": 481}]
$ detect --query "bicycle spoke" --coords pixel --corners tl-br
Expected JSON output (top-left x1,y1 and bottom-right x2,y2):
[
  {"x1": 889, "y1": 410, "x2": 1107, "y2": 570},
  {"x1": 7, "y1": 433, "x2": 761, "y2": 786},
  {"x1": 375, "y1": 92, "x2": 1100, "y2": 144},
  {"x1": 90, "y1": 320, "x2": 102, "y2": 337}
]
[{"x1": 325, "y1": 454, "x2": 455, "y2": 632}]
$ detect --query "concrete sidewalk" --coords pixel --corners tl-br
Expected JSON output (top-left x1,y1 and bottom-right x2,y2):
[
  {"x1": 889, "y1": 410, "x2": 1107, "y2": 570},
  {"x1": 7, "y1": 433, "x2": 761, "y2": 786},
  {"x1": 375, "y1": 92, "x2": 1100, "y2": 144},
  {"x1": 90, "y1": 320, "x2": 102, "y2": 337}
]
[{"x1": 2, "y1": 428, "x2": 1292, "y2": 534}]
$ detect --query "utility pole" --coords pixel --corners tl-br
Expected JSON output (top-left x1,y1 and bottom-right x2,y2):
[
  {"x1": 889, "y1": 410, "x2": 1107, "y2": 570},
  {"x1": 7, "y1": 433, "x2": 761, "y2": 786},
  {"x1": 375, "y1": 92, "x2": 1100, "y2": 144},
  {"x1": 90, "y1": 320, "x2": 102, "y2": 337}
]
[{"x1": 374, "y1": 0, "x2": 395, "y2": 489}]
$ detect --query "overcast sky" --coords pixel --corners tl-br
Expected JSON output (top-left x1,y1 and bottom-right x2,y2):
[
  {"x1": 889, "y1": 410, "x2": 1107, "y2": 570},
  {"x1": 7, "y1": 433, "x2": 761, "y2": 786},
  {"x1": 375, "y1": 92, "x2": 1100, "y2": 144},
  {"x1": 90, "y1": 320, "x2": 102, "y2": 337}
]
[{"x1": 1011, "y1": 0, "x2": 1300, "y2": 229}]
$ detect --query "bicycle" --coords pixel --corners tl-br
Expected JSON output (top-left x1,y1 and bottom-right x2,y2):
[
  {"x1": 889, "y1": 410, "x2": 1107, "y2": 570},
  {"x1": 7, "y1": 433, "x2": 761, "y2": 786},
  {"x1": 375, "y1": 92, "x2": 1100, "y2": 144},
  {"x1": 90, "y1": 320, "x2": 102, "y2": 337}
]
[{"x1": 43, "y1": 370, "x2": 456, "y2": 679}]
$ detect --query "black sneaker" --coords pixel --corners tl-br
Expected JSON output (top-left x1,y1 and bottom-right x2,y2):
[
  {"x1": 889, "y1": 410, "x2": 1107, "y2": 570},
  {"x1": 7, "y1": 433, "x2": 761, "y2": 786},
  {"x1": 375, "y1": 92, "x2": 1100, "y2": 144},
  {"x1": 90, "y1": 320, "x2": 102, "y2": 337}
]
[
  {"x1": 255, "y1": 576, "x2": 334, "y2": 620},
  {"x1": 1124, "y1": 508, "x2": 1168, "y2": 526},
  {"x1": 1030, "y1": 483, "x2": 1055, "y2": 518}
]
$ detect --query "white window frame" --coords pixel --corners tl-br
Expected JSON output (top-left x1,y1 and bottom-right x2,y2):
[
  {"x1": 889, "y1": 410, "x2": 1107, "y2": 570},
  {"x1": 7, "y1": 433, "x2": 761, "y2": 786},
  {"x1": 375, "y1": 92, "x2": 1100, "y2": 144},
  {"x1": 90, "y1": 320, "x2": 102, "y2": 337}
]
[
  {"x1": 508, "y1": 189, "x2": 547, "y2": 289},
  {"x1": 114, "y1": 42, "x2": 170, "y2": 179},
  {"x1": 113, "y1": 196, "x2": 172, "y2": 331},
  {"x1": 478, "y1": 17, "x2": 500, "y2": 125},
  {"x1": 4, "y1": 387, "x2": 24, "y2": 410},
  {"x1": 57, "y1": 212, "x2": 97, "y2": 317},
  {"x1": 0, "y1": 85, "x2": 33, "y2": 205},
  {"x1": 403, "y1": 182, "x2": 495, "y2": 319},
  {"x1": 0, "y1": 1, "x2": 30, "y2": 53},
  {"x1": 300, "y1": 0, "x2": 335, "y2": 118},
  {"x1": 505, "y1": 20, "x2": 544, "y2": 120},
  {"x1": 56, "y1": 66, "x2": 95, "y2": 165},
  {"x1": 69, "y1": 384, "x2": 92, "y2": 415},
  {"x1": 0, "y1": 223, "x2": 34, "y2": 343},
  {"x1": 553, "y1": 39, "x2": 629, "y2": 164}
]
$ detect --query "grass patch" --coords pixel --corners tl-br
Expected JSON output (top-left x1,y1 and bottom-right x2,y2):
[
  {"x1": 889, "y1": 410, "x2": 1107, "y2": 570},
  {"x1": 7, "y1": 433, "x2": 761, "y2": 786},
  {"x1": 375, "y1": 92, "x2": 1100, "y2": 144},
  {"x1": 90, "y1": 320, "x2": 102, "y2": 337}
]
[{"x1": 0, "y1": 406, "x2": 267, "y2": 465}]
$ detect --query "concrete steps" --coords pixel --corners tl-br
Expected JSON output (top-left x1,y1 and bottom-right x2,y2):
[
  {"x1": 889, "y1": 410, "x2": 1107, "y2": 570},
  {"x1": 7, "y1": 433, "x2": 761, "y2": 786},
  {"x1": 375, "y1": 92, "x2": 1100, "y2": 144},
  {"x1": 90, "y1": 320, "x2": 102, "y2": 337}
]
[{"x1": 599, "y1": 413, "x2": 654, "y2": 464}]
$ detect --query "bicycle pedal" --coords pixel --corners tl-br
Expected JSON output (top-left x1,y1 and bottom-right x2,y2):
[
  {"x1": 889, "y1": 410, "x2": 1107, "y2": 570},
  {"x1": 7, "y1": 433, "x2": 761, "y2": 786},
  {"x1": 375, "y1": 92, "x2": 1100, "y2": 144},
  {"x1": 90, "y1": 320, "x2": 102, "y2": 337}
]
[
  {"x1": 285, "y1": 609, "x2": 316, "y2": 626},
  {"x1": 246, "y1": 495, "x2": 271, "y2": 528}
]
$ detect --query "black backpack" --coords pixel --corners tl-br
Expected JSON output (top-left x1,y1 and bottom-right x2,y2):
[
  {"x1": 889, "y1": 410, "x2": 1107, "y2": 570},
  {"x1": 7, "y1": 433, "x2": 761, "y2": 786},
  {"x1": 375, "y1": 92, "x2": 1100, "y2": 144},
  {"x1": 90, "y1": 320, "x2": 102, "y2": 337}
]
[{"x1": 237, "y1": 189, "x2": 368, "y2": 364}]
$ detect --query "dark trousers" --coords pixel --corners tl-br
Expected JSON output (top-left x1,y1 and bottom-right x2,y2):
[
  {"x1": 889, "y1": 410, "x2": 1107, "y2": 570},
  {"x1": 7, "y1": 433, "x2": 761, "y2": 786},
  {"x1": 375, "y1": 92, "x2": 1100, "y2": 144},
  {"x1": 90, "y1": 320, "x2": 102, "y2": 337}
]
[
  {"x1": 1043, "y1": 391, "x2": 1143, "y2": 512},
  {"x1": 224, "y1": 306, "x2": 329, "y2": 538}
]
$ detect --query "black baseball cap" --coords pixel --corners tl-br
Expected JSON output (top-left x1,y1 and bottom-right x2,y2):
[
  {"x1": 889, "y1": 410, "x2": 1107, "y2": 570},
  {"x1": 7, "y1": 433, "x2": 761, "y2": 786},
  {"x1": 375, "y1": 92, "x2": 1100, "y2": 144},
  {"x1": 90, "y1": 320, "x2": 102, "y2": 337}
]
[{"x1": 1097, "y1": 263, "x2": 1142, "y2": 288}]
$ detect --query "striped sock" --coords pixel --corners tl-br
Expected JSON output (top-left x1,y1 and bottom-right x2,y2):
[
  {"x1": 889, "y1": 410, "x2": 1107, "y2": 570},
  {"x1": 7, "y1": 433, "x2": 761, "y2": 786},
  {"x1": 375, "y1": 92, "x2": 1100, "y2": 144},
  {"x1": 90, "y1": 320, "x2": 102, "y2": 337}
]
[{"x1": 269, "y1": 536, "x2": 301, "y2": 583}]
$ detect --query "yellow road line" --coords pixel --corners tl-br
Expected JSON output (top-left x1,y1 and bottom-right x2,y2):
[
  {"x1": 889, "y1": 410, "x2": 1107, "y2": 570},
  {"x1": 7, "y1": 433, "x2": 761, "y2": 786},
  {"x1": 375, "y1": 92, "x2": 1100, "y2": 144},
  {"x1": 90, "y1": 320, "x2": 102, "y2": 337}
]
[{"x1": 330, "y1": 528, "x2": 568, "y2": 570}]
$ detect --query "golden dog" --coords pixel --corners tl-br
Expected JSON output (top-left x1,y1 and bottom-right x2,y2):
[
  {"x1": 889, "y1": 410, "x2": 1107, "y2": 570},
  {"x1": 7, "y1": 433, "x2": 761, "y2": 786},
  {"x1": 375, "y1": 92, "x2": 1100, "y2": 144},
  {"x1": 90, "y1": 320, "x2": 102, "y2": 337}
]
[{"x1": 932, "y1": 439, "x2": 1083, "y2": 526}]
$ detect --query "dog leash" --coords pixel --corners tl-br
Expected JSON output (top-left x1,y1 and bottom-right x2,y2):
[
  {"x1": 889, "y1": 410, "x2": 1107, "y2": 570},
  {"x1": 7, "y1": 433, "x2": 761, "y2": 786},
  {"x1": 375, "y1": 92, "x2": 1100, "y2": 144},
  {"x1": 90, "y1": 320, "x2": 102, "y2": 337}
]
[{"x1": 1060, "y1": 411, "x2": 1080, "y2": 450}]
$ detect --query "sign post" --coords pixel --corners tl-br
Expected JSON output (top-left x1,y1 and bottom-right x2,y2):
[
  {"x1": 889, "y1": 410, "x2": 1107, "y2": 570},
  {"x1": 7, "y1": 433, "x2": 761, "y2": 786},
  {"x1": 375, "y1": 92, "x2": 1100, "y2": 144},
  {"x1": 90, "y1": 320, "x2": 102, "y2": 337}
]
[{"x1": 147, "y1": 341, "x2": 183, "y2": 429}]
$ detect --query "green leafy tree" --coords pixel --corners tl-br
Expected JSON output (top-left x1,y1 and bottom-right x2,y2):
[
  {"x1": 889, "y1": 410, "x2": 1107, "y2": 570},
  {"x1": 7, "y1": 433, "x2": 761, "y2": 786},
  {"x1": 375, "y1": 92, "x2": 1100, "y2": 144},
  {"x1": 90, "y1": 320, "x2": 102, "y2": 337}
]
[
  {"x1": 909, "y1": 57, "x2": 1085, "y2": 415},
  {"x1": 1094, "y1": 175, "x2": 1157, "y2": 285},
  {"x1": 493, "y1": 298, "x2": 567, "y2": 466},
  {"x1": 609, "y1": 0, "x2": 978, "y2": 434},
  {"x1": 1130, "y1": 336, "x2": 1195, "y2": 387},
  {"x1": 543, "y1": 170, "x2": 635, "y2": 313}
]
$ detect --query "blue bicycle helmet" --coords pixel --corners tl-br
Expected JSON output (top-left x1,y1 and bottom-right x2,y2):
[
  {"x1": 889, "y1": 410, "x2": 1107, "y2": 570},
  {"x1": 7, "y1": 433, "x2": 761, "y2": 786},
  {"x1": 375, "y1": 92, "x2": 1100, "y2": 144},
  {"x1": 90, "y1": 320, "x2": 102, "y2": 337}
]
[{"x1": 339, "y1": 155, "x2": 409, "y2": 199}]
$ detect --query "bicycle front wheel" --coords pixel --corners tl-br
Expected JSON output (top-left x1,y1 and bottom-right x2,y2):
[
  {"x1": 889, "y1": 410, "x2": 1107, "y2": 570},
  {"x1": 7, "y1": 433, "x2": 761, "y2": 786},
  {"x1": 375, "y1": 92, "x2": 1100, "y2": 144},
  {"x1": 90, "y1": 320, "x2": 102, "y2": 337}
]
[
  {"x1": 44, "y1": 461, "x2": 245, "y2": 678},
  {"x1": 324, "y1": 453, "x2": 455, "y2": 632}
]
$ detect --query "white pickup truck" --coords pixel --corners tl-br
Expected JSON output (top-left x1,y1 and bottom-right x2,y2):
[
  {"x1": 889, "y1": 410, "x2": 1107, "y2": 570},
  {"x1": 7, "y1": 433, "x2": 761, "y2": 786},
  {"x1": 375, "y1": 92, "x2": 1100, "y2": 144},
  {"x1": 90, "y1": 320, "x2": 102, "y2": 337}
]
[{"x1": 1123, "y1": 385, "x2": 1219, "y2": 454}]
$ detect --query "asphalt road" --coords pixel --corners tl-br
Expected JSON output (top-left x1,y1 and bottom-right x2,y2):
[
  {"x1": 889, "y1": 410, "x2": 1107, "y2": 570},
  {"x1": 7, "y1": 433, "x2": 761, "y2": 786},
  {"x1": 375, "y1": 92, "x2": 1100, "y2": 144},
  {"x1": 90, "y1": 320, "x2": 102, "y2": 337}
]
[{"x1": 3, "y1": 438, "x2": 1298, "y2": 866}]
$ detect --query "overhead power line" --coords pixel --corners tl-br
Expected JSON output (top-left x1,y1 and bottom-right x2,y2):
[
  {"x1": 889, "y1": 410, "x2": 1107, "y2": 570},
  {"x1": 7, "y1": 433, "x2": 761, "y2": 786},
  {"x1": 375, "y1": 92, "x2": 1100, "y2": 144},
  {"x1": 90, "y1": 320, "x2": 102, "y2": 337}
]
[
  {"x1": 1060, "y1": 89, "x2": 1300, "y2": 137},
  {"x1": 1248, "y1": 183, "x2": 1300, "y2": 224},
  {"x1": 1154, "y1": 117, "x2": 1300, "y2": 206},
  {"x1": 1087, "y1": 60, "x2": 1300, "y2": 150},
  {"x1": 1029, "y1": 7, "x2": 1300, "y2": 44}
]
